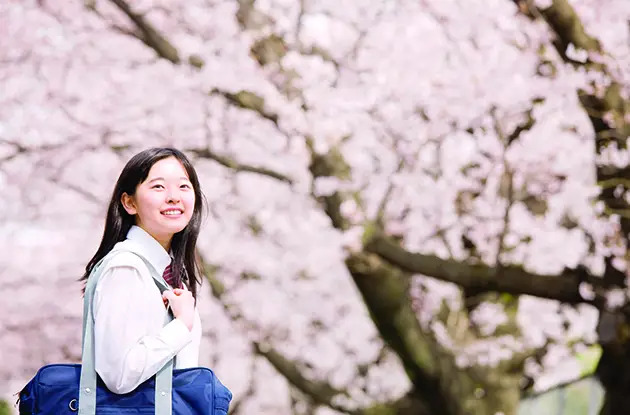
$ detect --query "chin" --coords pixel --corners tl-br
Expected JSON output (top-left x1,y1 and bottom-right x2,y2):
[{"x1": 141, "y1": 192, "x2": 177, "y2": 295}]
[
  {"x1": 156, "y1": 220, "x2": 188, "y2": 234},
  {"x1": 167, "y1": 223, "x2": 189, "y2": 234}
]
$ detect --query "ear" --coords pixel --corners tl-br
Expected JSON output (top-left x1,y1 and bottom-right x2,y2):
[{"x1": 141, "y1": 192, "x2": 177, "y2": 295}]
[{"x1": 121, "y1": 192, "x2": 137, "y2": 215}]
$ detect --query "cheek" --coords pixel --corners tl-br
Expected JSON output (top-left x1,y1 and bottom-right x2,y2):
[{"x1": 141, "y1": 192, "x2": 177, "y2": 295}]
[
  {"x1": 184, "y1": 193, "x2": 196, "y2": 214},
  {"x1": 136, "y1": 194, "x2": 161, "y2": 216}
]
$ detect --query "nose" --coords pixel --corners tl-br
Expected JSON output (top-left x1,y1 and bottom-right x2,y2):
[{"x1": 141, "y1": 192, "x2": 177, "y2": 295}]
[{"x1": 166, "y1": 188, "x2": 181, "y2": 203}]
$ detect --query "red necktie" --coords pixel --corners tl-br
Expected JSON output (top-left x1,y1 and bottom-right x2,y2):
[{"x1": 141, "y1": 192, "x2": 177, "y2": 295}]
[{"x1": 162, "y1": 263, "x2": 179, "y2": 288}]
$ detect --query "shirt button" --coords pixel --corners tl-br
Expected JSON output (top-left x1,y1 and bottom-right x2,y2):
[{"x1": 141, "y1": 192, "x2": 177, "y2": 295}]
[
  {"x1": 161, "y1": 391, "x2": 166, "y2": 396},
  {"x1": 85, "y1": 388, "x2": 91, "y2": 393}
]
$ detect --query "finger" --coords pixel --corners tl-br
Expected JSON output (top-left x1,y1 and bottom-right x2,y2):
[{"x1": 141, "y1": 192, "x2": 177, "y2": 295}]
[{"x1": 162, "y1": 291, "x2": 175, "y2": 301}]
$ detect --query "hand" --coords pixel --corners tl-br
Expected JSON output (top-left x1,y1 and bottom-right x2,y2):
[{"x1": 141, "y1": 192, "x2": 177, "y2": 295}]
[{"x1": 162, "y1": 288, "x2": 195, "y2": 331}]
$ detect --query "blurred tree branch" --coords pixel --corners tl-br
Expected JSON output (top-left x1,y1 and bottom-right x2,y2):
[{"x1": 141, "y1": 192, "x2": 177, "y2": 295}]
[
  {"x1": 106, "y1": 0, "x2": 180, "y2": 63},
  {"x1": 364, "y1": 231, "x2": 604, "y2": 306},
  {"x1": 345, "y1": 251, "x2": 452, "y2": 413},
  {"x1": 252, "y1": 342, "x2": 354, "y2": 412},
  {"x1": 209, "y1": 89, "x2": 280, "y2": 128},
  {"x1": 187, "y1": 146, "x2": 293, "y2": 184},
  {"x1": 90, "y1": 3, "x2": 293, "y2": 185},
  {"x1": 198, "y1": 254, "x2": 360, "y2": 414}
]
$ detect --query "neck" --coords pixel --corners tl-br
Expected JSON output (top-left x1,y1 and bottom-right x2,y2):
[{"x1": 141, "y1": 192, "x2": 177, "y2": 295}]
[
  {"x1": 158, "y1": 239, "x2": 171, "y2": 252},
  {"x1": 136, "y1": 223, "x2": 172, "y2": 252},
  {"x1": 152, "y1": 231, "x2": 172, "y2": 252}
]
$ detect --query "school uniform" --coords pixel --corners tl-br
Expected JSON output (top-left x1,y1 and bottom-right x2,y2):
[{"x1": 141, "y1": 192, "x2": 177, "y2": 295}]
[{"x1": 92, "y1": 225, "x2": 202, "y2": 394}]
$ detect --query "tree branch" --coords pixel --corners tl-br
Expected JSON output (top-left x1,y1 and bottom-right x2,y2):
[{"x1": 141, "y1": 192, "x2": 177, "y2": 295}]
[
  {"x1": 306, "y1": 137, "x2": 353, "y2": 230},
  {"x1": 187, "y1": 147, "x2": 293, "y2": 184},
  {"x1": 91, "y1": 4, "x2": 296, "y2": 189},
  {"x1": 345, "y1": 251, "x2": 454, "y2": 414},
  {"x1": 536, "y1": 0, "x2": 602, "y2": 60},
  {"x1": 197, "y1": 254, "x2": 356, "y2": 414},
  {"x1": 252, "y1": 342, "x2": 354, "y2": 413},
  {"x1": 107, "y1": 0, "x2": 180, "y2": 63},
  {"x1": 504, "y1": 104, "x2": 538, "y2": 145},
  {"x1": 209, "y1": 88, "x2": 280, "y2": 127},
  {"x1": 359, "y1": 392, "x2": 431, "y2": 415},
  {"x1": 364, "y1": 232, "x2": 605, "y2": 306}
]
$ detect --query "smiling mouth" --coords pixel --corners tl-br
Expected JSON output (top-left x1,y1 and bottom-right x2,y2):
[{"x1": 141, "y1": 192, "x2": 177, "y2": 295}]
[{"x1": 162, "y1": 210, "x2": 183, "y2": 216}]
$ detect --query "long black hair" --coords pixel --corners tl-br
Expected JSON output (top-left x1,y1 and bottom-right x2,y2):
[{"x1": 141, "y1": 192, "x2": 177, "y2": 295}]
[{"x1": 80, "y1": 147, "x2": 206, "y2": 299}]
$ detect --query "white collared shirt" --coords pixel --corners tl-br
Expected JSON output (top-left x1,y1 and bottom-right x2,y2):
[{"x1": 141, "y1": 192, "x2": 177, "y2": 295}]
[{"x1": 92, "y1": 225, "x2": 202, "y2": 394}]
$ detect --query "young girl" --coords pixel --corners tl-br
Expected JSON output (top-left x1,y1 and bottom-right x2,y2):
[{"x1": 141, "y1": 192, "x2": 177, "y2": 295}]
[{"x1": 80, "y1": 147, "x2": 205, "y2": 394}]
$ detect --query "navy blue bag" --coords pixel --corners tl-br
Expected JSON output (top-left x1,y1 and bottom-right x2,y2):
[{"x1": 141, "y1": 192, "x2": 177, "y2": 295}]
[
  {"x1": 18, "y1": 365, "x2": 231, "y2": 414},
  {"x1": 18, "y1": 247, "x2": 232, "y2": 415}
]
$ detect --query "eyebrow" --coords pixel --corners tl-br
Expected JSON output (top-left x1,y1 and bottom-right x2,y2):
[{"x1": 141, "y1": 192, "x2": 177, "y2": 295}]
[{"x1": 148, "y1": 177, "x2": 191, "y2": 183}]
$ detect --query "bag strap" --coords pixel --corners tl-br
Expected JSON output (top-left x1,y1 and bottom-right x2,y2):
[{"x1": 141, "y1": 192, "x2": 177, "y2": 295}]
[{"x1": 79, "y1": 247, "x2": 174, "y2": 415}]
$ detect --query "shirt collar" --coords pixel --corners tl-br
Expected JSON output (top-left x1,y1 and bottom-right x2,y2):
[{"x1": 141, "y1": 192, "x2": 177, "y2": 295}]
[{"x1": 126, "y1": 225, "x2": 172, "y2": 276}]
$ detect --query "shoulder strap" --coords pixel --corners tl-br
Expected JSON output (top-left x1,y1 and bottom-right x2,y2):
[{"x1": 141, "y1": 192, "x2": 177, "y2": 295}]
[{"x1": 79, "y1": 248, "x2": 174, "y2": 415}]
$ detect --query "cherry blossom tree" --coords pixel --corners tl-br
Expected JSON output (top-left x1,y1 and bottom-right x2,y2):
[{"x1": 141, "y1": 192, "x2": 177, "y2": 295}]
[{"x1": 1, "y1": 0, "x2": 629, "y2": 414}]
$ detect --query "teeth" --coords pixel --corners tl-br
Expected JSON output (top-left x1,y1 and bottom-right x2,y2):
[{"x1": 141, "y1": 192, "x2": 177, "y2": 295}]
[{"x1": 163, "y1": 211, "x2": 182, "y2": 215}]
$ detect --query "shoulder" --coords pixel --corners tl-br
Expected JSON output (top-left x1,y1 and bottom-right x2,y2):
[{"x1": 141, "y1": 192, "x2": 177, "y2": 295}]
[
  {"x1": 94, "y1": 250, "x2": 149, "y2": 293},
  {"x1": 100, "y1": 241, "x2": 150, "y2": 275},
  {"x1": 107, "y1": 251, "x2": 142, "y2": 267}
]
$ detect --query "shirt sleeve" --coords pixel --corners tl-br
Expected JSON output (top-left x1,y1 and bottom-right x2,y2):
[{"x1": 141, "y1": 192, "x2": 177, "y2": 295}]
[{"x1": 93, "y1": 264, "x2": 193, "y2": 394}]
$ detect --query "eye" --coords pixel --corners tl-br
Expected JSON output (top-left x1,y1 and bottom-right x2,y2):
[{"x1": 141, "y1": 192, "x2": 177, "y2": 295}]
[
  {"x1": 180, "y1": 183, "x2": 191, "y2": 189},
  {"x1": 152, "y1": 184, "x2": 164, "y2": 189}
]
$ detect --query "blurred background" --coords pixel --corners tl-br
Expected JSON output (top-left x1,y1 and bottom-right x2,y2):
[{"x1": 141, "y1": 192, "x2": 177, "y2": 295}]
[{"x1": 1, "y1": 0, "x2": 630, "y2": 414}]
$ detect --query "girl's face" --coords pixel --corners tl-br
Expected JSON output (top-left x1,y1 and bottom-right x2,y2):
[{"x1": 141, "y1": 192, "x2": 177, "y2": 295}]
[{"x1": 121, "y1": 156, "x2": 196, "y2": 250}]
